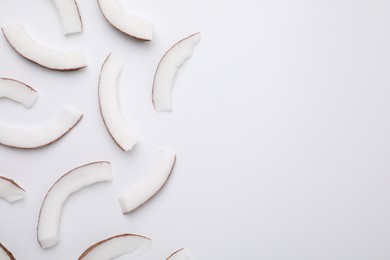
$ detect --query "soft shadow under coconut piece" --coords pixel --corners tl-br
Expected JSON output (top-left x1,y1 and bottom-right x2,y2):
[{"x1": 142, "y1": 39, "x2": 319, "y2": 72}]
[
  {"x1": 37, "y1": 161, "x2": 113, "y2": 249},
  {"x1": 118, "y1": 148, "x2": 176, "y2": 214},
  {"x1": 2, "y1": 23, "x2": 87, "y2": 71},
  {"x1": 0, "y1": 176, "x2": 25, "y2": 203},
  {"x1": 51, "y1": 0, "x2": 83, "y2": 34},
  {"x1": 0, "y1": 78, "x2": 38, "y2": 108},
  {"x1": 152, "y1": 33, "x2": 201, "y2": 112},
  {"x1": 0, "y1": 105, "x2": 83, "y2": 149},
  {"x1": 78, "y1": 234, "x2": 152, "y2": 260},
  {"x1": 97, "y1": 0, "x2": 153, "y2": 41}
]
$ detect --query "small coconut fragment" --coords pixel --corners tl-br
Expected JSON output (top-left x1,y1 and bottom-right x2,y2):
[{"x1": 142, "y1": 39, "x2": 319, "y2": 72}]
[
  {"x1": 97, "y1": 0, "x2": 153, "y2": 41},
  {"x1": 0, "y1": 78, "x2": 38, "y2": 108},
  {"x1": 0, "y1": 105, "x2": 83, "y2": 149},
  {"x1": 166, "y1": 248, "x2": 190, "y2": 260},
  {"x1": 0, "y1": 176, "x2": 25, "y2": 203},
  {"x1": 37, "y1": 161, "x2": 112, "y2": 249},
  {"x1": 152, "y1": 33, "x2": 201, "y2": 112},
  {"x1": 78, "y1": 234, "x2": 151, "y2": 260},
  {"x1": 98, "y1": 53, "x2": 138, "y2": 151},
  {"x1": 118, "y1": 148, "x2": 176, "y2": 214},
  {"x1": 0, "y1": 242, "x2": 16, "y2": 260},
  {"x1": 51, "y1": 0, "x2": 83, "y2": 34},
  {"x1": 2, "y1": 23, "x2": 87, "y2": 71}
]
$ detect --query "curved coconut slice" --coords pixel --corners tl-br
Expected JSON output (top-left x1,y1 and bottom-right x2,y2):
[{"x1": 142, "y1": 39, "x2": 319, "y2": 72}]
[
  {"x1": 2, "y1": 23, "x2": 87, "y2": 71},
  {"x1": 0, "y1": 105, "x2": 82, "y2": 149},
  {"x1": 0, "y1": 176, "x2": 25, "y2": 203},
  {"x1": 98, "y1": 54, "x2": 138, "y2": 151},
  {"x1": 167, "y1": 248, "x2": 190, "y2": 260},
  {"x1": 119, "y1": 148, "x2": 176, "y2": 214},
  {"x1": 0, "y1": 242, "x2": 15, "y2": 260},
  {"x1": 152, "y1": 33, "x2": 201, "y2": 112},
  {"x1": 51, "y1": 0, "x2": 83, "y2": 35},
  {"x1": 37, "y1": 161, "x2": 112, "y2": 249},
  {"x1": 0, "y1": 78, "x2": 38, "y2": 108},
  {"x1": 78, "y1": 234, "x2": 151, "y2": 260},
  {"x1": 97, "y1": 0, "x2": 153, "y2": 41}
]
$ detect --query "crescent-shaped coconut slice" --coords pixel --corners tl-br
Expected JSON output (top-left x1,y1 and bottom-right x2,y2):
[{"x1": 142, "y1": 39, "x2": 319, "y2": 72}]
[
  {"x1": 2, "y1": 23, "x2": 87, "y2": 71},
  {"x1": 0, "y1": 242, "x2": 15, "y2": 260},
  {"x1": 0, "y1": 176, "x2": 25, "y2": 203},
  {"x1": 51, "y1": 0, "x2": 83, "y2": 35},
  {"x1": 0, "y1": 105, "x2": 82, "y2": 149},
  {"x1": 97, "y1": 0, "x2": 153, "y2": 41},
  {"x1": 78, "y1": 234, "x2": 152, "y2": 260},
  {"x1": 98, "y1": 53, "x2": 138, "y2": 151},
  {"x1": 166, "y1": 248, "x2": 190, "y2": 260},
  {"x1": 152, "y1": 33, "x2": 201, "y2": 112},
  {"x1": 37, "y1": 161, "x2": 113, "y2": 249},
  {"x1": 119, "y1": 148, "x2": 176, "y2": 214},
  {"x1": 0, "y1": 78, "x2": 38, "y2": 108}
]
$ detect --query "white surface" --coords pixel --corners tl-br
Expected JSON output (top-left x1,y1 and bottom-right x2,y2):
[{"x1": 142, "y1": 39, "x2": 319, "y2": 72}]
[{"x1": 1, "y1": 0, "x2": 390, "y2": 259}]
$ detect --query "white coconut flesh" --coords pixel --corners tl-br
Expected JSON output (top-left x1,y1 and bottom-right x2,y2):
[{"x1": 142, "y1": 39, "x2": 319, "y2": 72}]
[
  {"x1": 0, "y1": 105, "x2": 83, "y2": 149},
  {"x1": 119, "y1": 148, "x2": 176, "y2": 214},
  {"x1": 152, "y1": 33, "x2": 201, "y2": 112},
  {"x1": 51, "y1": 0, "x2": 82, "y2": 35},
  {"x1": 0, "y1": 78, "x2": 38, "y2": 108},
  {"x1": 99, "y1": 54, "x2": 138, "y2": 151},
  {"x1": 0, "y1": 176, "x2": 25, "y2": 203},
  {"x1": 78, "y1": 234, "x2": 152, "y2": 260},
  {"x1": 0, "y1": 243, "x2": 15, "y2": 260},
  {"x1": 1, "y1": 23, "x2": 87, "y2": 71},
  {"x1": 167, "y1": 248, "x2": 190, "y2": 260},
  {"x1": 37, "y1": 161, "x2": 113, "y2": 249},
  {"x1": 98, "y1": 0, "x2": 153, "y2": 41}
]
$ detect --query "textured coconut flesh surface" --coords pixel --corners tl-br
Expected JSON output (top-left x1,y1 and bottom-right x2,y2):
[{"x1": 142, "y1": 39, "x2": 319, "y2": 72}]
[
  {"x1": 0, "y1": 177, "x2": 25, "y2": 203},
  {"x1": 152, "y1": 33, "x2": 201, "y2": 112},
  {"x1": 38, "y1": 162, "x2": 112, "y2": 249},
  {"x1": 0, "y1": 78, "x2": 38, "y2": 108},
  {"x1": 98, "y1": 0, "x2": 153, "y2": 41},
  {"x1": 167, "y1": 248, "x2": 190, "y2": 260},
  {"x1": 2, "y1": 23, "x2": 87, "y2": 70},
  {"x1": 79, "y1": 234, "x2": 152, "y2": 260},
  {"x1": 119, "y1": 148, "x2": 176, "y2": 213},
  {"x1": 99, "y1": 54, "x2": 137, "y2": 151},
  {"x1": 0, "y1": 105, "x2": 82, "y2": 149},
  {"x1": 52, "y1": 0, "x2": 82, "y2": 34},
  {"x1": 0, "y1": 243, "x2": 14, "y2": 260}
]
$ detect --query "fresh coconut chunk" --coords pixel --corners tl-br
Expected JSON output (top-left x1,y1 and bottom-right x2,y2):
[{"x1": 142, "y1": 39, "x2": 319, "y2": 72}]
[
  {"x1": 98, "y1": 53, "x2": 138, "y2": 151},
  {"x1": 0, "y1": 242, "x2": 15, "y2": 260},
  {"x1": 166, "y1": 248, "x2": 190, "y2": 260},
  {"x1": 0, "y1": 78, "x2": 38, "y2": 108},
  {"x1": 119, "y1": 148, "x2": 176, "y2": 214},
  {"x1": 152, "y1": 33, "x2": 201, "y2": 112},
  {"x1": 97, "y1": 0, "x2": 153, "y2": 41},
  {"x1": 51, "y1": 0, "x2": 83, "y2": 34},
  {"x1": 2, "y1": 23, "x2": 87, "y2": 71},
  {"x1": 37, "y1": 161, "x2": 112, "y2": 249},
  {"x1": 0, "y1": 176, "x2": 25, "y2": 203},
  {"x1": 0, "y1": 105, "x2": 82, "y2": 149},
  {"x1": 78, "y1": 234, "x2": 151, "y2": 260}
]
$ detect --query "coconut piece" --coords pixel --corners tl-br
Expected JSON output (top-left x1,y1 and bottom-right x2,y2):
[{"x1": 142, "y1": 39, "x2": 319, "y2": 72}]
[
  {"x1": 0, "y1": 78, "x2": 38, "y2": 108},
  {"x1": 0, "y1": 176, "x2": 25, "y2": 203},
  {"x1": 78, "y1": 234, "x2": 151, "y2": 260},
  {"x1": 118, "y1": 148, "x2": 176, "y2": 214},
  {"x1": 51, "y1": 0, "x2": 83, "y2": 35},
  {"x1": 0, "y1": 105, "x2": 82, "y2": 149},
  {"x1": 0, "y1": 242, "x2": 15, "y2": 260},
  {"x1": 2, "y1": 23, "x2": 87, "y2": 71},
  {"x1": 97, "y1": 0, "x2": 153, "y2": 41},
  {"x1": 152, "y1": 33, "x2": 201, "y2": 112},
  {"x1": 37, "y1": 161, "x2": 112, "y2": 249},
  {"x1": 166, "y1": 248, "x2": 190, "y2": 260},
  {"x1": 98, "y1": 53, "x2": 138, "y2": 151}
]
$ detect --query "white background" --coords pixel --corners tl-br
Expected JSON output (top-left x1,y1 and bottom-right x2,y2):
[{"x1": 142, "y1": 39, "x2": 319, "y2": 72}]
[{"x1": 1, "y1": 0, "x2": 390, "y2": 259}]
